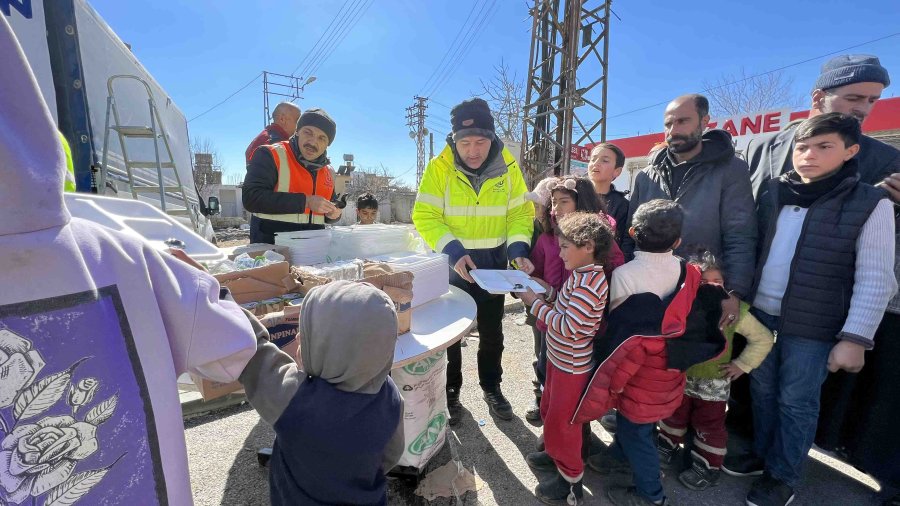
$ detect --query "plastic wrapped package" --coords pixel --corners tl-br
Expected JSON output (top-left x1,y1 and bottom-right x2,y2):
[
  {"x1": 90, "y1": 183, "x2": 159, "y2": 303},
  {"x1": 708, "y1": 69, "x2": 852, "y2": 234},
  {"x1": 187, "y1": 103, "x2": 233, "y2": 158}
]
[
  {"x1": 275, "y1": 229, "x2": 332, "y2": 266},
  {"x1": 326, "y1": 225, "x2": 417, "y2": 262}
]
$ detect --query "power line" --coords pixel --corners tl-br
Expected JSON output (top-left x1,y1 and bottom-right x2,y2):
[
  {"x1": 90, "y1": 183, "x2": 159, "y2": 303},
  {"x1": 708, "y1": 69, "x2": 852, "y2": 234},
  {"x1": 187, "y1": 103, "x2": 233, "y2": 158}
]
[
  {"x1": 289, "y1": 0, "x2": 353, "y2": 77},
  {"x1": 430, "y1": 99, "x2": 452, "y2": 110},
  {"x1": 418, "y1": 1, "x2": 483, "y2": 96},
  {"x1": 425, "y1": 0, "x2": 499, "y2": 98},
  {"x1": 306, "y1": 0, "x2": 375, "y2": 78},
  {"x1": 295, "y1": 0, "x2": 367, "y2": 79},
  {"x1": 607, "y1": 31, "x2": 900, "y2": 121},
  {"x1": 188, "y1": 72, "x2": 262, "y2": 123}
]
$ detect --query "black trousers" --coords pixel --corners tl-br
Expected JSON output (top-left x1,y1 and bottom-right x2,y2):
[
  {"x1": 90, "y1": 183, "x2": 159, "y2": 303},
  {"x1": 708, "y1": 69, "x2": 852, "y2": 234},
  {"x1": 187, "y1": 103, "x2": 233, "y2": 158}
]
[
  {"x1": 447, "y1": 294, "x2": 505, "y2": 392},
  {"x1": 532, "y1": 325, "x2": 547, "y2": 399},
  {"x1": 248, "y1": 215, "x2": 274, "y2": 244}
]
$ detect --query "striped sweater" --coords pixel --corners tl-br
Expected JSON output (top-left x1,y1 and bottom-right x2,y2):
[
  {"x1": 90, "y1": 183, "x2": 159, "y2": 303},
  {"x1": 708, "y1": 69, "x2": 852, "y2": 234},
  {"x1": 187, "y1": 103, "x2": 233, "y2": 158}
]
[{"x1": 530, "y1": 264, "x2": 609, "y2": 374}]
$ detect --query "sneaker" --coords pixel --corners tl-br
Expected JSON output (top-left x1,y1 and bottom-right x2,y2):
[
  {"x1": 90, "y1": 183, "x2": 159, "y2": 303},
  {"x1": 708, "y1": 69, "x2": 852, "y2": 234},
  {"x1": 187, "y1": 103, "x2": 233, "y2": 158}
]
[
  {"x1": 535, "y1": 472, "x2": 584, "y2": 505},
  {"x1": 746, "y1": 473, "x2": 794, "y2": 506},
  {"x1": 599, "y1": 411, "x2": 617, "y2": 433},
  {"x1": 607, "y1": 486, "x2": 668, "y2": 505},
  {"x1": 657, "y1": 437, "x2": 680, "y2": 470},
  {"x1": 723, "y1": 453, "x2": 765, "y2": 477},
  {"x1": 446, "y1": 388, "x2": 462, "y2": 427},
  {"x1": 586, "y1": 445, "x2": 631, "y2": 475},
  {"x1": 483, "y1": 388, "x2": 513, "y2": 420},
  {"x1": 526, "y1": 451, "x2": 557, "y2": 473},
  {"x1": 678, "y1": 458, "x2": 721, "y2": 491},
  {"x1": 525, "y1": 398, "x2": 542, "y2": 423}
]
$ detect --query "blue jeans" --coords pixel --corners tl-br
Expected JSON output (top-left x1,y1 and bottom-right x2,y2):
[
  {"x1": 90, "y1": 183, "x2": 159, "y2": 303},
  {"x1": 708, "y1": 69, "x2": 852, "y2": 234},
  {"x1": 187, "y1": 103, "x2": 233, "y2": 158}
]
[
  {"x1": 750, "y1": 308, "x2": 833, "y2": 488},
  {"x1": 611, "y1": 411, "x2": 664, "y2": 502}
]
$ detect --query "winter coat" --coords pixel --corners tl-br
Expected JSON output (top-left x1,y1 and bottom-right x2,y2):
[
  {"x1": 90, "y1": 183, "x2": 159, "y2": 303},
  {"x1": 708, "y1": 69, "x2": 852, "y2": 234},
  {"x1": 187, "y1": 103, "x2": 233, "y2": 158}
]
[
  {"x1": 245, "y1": 123, "x2": 291, "y2": 163},
  {"x1": 621, "y1": 129, "x2": 757, "y2": 298},
  {"x1": 572, "y1": 263, "x2": 727, "y2": 424},
  {"x1": 600, "y1": 185, "x2": 629, "y2": 245}
]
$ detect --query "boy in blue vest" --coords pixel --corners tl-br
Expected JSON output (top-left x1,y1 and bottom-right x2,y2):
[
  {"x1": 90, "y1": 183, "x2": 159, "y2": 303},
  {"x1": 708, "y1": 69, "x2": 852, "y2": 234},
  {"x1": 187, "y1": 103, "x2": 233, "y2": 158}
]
[{"x1": 746, "y1": 112, "x2": 896, "y2": 506}]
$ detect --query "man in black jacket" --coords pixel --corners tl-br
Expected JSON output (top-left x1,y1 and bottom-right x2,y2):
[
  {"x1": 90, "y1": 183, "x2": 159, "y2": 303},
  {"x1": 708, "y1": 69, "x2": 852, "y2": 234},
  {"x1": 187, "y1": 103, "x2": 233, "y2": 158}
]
[
  {"x1": 622, "y1": 94, "x2": 757, "y2": 327},
  {"x1": 242, "y1": 109, "x2": 342, "y2": 244}
]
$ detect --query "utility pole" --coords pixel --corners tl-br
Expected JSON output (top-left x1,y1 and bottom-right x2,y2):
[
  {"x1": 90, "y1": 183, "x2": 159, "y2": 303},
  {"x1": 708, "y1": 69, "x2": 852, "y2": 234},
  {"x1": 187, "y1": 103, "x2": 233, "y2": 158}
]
[
  {"x1": 429, "y1": 132, "x2": 434, "y2": 161},
  {"x1": 262, "y1": 71, "x2": 316, "y2": 128},
  {"x1": 406, "y1": 96, "x2": 429, "y2": 187},
  {"x1": 521, "y1": 0, "x2": 611, "y2": 181}
]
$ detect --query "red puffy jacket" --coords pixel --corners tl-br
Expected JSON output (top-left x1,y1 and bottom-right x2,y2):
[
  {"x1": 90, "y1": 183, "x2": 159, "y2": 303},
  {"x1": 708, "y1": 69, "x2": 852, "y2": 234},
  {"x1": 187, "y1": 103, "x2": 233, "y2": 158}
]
[{"x1": 572, "y1": 263, "x2": 723, "y2": 424}]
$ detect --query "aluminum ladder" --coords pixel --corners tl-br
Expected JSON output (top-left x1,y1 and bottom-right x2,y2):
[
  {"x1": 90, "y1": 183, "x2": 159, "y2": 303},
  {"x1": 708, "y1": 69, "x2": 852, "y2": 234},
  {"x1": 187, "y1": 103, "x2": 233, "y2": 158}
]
[{"x1": 99, "y1": 75, "x2": 197, "y2": 231}]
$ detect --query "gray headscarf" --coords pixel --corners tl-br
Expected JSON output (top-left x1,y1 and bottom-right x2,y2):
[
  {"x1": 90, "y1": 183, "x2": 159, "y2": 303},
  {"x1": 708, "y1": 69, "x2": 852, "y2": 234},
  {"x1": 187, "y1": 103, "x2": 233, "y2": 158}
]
[{"x1": 299, "y1": 280, "x2": 398, "y2": 394}]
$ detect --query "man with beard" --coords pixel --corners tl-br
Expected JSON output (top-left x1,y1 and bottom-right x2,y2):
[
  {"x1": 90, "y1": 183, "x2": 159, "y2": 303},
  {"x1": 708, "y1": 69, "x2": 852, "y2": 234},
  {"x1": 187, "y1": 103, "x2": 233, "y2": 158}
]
[
  {"x1": 413, "y1": 98, "x2": 534, "y2": 425},
  {"x1": 242, "y1": 109, "x2": 342, "y2": 244},
  {"x1": 621, "y1": 94, "x2": 757, "y2": 327},
  {"x1": 728, "y1": 55, "x2": 900, "y2": 506}
]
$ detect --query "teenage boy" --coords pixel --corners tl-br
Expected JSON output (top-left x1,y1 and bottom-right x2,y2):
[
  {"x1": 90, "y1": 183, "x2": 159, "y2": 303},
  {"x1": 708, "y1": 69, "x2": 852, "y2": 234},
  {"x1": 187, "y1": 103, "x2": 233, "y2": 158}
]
[{"x1": 746, "y1": 112, "x2": 896, "y2": 506}]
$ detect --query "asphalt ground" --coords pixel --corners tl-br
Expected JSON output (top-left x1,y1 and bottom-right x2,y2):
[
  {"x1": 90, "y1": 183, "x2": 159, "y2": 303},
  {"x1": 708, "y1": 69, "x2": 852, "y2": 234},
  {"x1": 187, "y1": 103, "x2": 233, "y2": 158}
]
[{"x1": 184, "y1": 308, "x2": 885, "y2": 505}]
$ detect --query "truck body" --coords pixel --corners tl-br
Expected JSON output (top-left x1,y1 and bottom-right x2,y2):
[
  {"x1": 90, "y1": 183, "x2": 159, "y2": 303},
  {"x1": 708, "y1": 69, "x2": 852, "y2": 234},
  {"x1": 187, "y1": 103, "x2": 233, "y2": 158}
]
[{"x1": 4, "y1": 0, "x2": 215, "y2": 240}]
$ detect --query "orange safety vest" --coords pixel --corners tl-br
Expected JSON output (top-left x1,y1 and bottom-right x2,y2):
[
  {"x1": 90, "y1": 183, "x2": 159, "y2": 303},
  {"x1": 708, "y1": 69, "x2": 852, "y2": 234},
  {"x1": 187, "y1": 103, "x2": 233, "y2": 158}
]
[{"x1": 253, "y1": 141, "x2": 335, "y2": 225}]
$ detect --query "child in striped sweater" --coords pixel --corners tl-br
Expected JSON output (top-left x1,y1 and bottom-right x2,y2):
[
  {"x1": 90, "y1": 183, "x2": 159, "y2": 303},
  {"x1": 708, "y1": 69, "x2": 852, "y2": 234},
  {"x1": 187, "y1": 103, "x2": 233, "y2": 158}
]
[{"x1": 520, "y1": 212, "x2": 614, "y2": 505}]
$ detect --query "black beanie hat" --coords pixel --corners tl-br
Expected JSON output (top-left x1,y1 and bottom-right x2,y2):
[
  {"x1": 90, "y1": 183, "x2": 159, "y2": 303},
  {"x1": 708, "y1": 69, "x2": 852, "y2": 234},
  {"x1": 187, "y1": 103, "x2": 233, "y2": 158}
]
[
  {"x1": 296, "y1": 108, "x2": 336, "y2": 145},
  {"x1": 450, "y1": 98, "x2": 495, "y2": 141},
  {"x1": 814, "y1": 54, "x2": 890, "y2": 92}
]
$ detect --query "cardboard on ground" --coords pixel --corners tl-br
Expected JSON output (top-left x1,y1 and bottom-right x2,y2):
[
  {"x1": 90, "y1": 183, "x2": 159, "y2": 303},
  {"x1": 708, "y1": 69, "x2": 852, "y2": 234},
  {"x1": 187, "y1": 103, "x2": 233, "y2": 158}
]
[{"x1": 470, "y1": 269, "x2": 546, "y2": 295}]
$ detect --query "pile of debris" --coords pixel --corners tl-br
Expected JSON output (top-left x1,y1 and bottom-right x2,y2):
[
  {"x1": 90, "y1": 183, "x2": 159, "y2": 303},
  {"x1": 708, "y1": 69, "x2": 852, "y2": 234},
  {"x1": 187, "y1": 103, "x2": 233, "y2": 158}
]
[{"x1": 214, "y1": 226, "x2": 250, "y2": 245}]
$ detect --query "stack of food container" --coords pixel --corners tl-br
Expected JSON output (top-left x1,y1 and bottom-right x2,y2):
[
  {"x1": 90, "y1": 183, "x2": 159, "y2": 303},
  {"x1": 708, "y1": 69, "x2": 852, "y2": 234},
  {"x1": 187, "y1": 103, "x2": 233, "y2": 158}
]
[{"x1": 369, "y1": 252, "x2": 449, "y2": 308}]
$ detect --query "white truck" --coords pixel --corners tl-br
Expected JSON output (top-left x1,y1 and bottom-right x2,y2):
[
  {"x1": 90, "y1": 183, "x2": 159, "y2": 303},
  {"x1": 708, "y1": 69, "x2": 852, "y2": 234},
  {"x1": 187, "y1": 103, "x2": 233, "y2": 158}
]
[{"x1": 4, "y1": 0, "x2": 217, "y2": 241}]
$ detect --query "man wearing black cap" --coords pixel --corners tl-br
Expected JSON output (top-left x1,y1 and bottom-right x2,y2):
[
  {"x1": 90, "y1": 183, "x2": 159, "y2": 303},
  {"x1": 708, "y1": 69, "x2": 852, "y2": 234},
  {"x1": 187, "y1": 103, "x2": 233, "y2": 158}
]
[
  {"x1": 412, "y1": 98, "x2": 535, "y2": 425},
  {"x1": 242, "y1": 108, "x2": 342, "y2": 244}
]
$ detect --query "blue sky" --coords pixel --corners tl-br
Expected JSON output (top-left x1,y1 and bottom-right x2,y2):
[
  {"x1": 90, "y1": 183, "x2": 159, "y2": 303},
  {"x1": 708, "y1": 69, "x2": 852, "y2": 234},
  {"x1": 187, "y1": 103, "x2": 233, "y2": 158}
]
[{"x1": 88, "y1": 0, "x2": 900, "y2": 187}]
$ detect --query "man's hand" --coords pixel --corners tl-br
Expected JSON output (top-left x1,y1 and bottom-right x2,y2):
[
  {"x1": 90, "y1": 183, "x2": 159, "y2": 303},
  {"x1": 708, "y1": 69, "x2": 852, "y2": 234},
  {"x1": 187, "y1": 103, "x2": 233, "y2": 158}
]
[
  {"x1": 307, "y1": 195, "x2": 338, "y2": 215},
  {"x1": 719, "y1": 361, "x2": 746, "y2": 381},
  {"x1": 876, "y1": 172, "x2": 900, "y2": 203},
  {"x1": 325, "y1": 208, "x2": 342, "y2": 220},
  {"x1": 828, "y1": 340, "x2": 866, "y2": 373},
  {"x1": 719, "y1": 293, "x2": 740, "y2": 330},
  {"x1": 454, "y1": 255, "x2": 477, "y2": 283},
  {"x1": 514, "y1": 257, "x2": 535, "y2": 274}
]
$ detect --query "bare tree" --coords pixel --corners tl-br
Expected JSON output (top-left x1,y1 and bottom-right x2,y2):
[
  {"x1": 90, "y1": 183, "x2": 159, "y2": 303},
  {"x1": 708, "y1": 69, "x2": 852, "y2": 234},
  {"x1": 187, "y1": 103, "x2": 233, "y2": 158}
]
[
  {"x1": 190, "y1": 136, "x2": 223, "y2": 199},
  {"x1": 477, "y1": 59, "x2": 525, "y2": 142},
  {"x1": 701, "y1": 69, "x2": 805, "y2": 117}
]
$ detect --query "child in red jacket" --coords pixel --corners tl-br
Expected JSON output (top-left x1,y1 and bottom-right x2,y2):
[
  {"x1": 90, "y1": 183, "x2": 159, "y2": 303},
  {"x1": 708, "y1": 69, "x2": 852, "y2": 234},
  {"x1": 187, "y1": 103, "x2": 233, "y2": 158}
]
[
  {"x1": 520, "y1": 212, "x2": 614, "y2": 505},
  {"x1": 589, "y1": 199, "x2": 688, "y2": 506}
]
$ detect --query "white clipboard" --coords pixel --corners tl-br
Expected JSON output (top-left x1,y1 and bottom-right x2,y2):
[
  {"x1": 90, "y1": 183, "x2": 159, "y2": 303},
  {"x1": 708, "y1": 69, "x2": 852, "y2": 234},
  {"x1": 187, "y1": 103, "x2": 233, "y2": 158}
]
[{"x1": 470, "y1": 269, "x2": 546, "y2": 295}]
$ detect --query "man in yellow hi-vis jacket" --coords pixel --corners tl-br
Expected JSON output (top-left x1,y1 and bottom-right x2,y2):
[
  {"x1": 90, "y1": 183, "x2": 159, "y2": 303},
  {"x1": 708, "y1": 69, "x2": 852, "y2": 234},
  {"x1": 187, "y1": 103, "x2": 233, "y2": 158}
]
[{"x1": 412, "y1": 98, "x2": 534, "y2": 425}]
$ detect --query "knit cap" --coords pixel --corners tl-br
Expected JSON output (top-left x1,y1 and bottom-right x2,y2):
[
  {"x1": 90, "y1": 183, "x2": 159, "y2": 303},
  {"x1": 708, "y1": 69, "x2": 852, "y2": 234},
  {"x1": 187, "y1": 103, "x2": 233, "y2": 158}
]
[
  {"x1": 814, "y1": 54, "x2": 890, "y2": 91},
  {"x1": 296, "y1": 108, "x2": 337, "y2": 145},
  {"x1": 450, "y1": 98, "x2": 495, "y2": 141}
]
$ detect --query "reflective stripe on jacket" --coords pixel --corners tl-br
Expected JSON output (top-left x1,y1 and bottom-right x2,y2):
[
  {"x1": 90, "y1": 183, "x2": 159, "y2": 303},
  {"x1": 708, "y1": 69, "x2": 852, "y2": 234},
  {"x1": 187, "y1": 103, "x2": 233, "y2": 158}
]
[
  {"x1": 253, "y1": 141, "x2": 334, "y2": 226},
  {"x1": 412, "y1": 145, "x2": 533, "y2": 257}
]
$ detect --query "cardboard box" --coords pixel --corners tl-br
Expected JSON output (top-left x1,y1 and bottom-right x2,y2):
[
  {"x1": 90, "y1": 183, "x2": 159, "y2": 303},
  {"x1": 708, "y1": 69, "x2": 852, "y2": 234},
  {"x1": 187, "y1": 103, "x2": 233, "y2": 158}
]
[
  {"x1": 193, "y1": 306, "x2": 301, "y2": 401},
  {"x1": 214, "y1": 261, "x2": 299, "y2": 304},
  {"x1": 358, "y1": 271, "x2": 414, "y2": 335}
]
